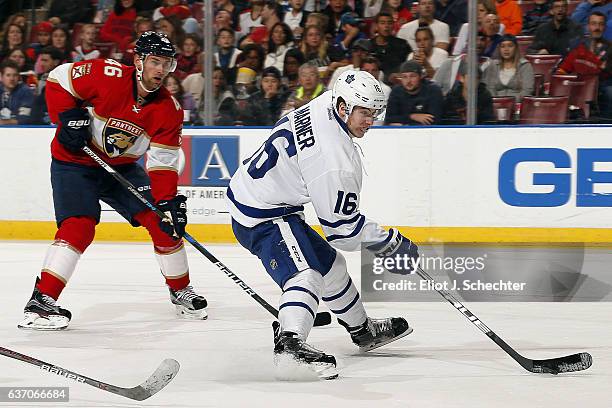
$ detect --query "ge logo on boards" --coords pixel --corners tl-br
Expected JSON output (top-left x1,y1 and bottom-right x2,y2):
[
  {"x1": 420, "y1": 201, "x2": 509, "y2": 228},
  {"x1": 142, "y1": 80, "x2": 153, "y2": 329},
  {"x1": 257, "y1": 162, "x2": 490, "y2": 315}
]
[{"x1": 498, "y1": 148, "x2": 612, "y2": 207}]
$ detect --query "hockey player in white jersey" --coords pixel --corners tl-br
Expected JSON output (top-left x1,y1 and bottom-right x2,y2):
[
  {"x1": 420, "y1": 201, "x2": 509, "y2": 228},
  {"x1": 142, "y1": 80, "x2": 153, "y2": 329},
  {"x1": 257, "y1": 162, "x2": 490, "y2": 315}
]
[{"x1": 227, "y1": 70, "x2": 420, "y2": 379}]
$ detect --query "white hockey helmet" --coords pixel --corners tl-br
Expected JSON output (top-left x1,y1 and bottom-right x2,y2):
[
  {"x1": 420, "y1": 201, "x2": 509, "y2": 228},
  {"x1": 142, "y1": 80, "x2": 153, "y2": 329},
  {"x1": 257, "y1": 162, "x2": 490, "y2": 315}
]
[{"x1": 332, "y1": 70, "x2": 386, "y2": 119}]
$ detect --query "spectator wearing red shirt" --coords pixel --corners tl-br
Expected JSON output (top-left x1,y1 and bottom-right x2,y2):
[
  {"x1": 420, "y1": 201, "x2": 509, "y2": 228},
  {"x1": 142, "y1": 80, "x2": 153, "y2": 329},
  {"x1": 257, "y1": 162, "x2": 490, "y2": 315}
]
[
  {"x1": 99, "y1": 0, "x2": 139, "y2": 46},
  {"x1": 26, "y1": 21, "x2": 53, "y2": 61},
  {"x1": 558, "y1": 11, "x2": 612, "y2": 117},
  {"x1": 153, "y1": 0, "x2": 199, "y2": 34},
  {"x1": 383, "y1": 0, "x2": 413, "y2": 35},
  {"x1": 175, "y1": 34, "x2": 201, "y2": 80}
]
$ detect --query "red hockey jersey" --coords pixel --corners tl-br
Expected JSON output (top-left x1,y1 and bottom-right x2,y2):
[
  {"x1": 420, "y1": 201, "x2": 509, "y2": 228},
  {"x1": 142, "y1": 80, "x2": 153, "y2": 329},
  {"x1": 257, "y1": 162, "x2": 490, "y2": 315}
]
[{"x1": 46, "y1": 58, "x2": 183, "y2": 201}]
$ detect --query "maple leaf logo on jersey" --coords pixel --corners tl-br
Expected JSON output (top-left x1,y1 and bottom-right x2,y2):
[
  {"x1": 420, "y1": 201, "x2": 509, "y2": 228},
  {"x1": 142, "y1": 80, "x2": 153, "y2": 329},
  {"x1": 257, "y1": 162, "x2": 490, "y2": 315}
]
[{"x1": 102, "y1": 118, "x2": 145, "y2": 157}]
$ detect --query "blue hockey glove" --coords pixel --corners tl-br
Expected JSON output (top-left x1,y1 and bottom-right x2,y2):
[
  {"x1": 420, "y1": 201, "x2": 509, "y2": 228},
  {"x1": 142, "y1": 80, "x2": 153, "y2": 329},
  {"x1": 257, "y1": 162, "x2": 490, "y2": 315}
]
[
  {"x1": 57, "y1": 108, "x2": 92, "y2": 152},
  {"x1": 156, "y1": 195, "x2": 188, "y2": 239},
  {"x1": 373, "y1": 228, "x2": 419, "y2": 275}
]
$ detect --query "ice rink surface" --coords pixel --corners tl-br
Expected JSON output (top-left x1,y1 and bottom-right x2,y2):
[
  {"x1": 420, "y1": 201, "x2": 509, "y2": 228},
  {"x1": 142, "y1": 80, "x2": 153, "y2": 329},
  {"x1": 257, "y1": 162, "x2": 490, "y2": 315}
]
[{"x1": 0, "y1": 241, "x2": 609, "y2": 408}]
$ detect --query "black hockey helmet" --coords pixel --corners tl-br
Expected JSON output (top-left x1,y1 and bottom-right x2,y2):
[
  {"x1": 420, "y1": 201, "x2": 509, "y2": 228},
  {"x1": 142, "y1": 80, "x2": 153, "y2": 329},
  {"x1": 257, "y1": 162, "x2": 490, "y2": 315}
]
[{"x1": 134, "y1": 31, "x2": 176, "y2": 58}]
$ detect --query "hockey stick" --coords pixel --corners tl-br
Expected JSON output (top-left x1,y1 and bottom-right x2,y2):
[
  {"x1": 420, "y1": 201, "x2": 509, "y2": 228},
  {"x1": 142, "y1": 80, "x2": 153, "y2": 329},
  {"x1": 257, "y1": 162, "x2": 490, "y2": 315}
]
[
  {"x1": 0, "y1": 346, "x2": 179, "y2": 401},
  {"x1": 414, "y1": 266, "x2": 592, "y2": 374},
  {"x1": 82, "y1": 146, "x2": 332, "y2": 327}
]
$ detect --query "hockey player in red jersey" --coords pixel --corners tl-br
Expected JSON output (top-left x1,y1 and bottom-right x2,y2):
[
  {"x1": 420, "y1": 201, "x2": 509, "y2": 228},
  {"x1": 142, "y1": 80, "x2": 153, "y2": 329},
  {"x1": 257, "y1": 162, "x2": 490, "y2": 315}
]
[{"x1": 18, "y1": 31, "x2": 207, "y2": 331}]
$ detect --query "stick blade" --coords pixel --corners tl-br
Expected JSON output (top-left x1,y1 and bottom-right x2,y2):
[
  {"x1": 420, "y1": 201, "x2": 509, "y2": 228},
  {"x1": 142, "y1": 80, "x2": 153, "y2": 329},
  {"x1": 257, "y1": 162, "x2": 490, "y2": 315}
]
[
  {"x1": 123, "y1": 359, "x2": 180, "y2": 401},
  {"x1": 531, "y1": 352, "x2": 592, "y2": 374}
]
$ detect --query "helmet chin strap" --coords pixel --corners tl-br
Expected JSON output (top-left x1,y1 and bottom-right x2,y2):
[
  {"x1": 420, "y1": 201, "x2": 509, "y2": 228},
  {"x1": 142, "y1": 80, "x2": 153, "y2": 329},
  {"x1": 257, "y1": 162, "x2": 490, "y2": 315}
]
[{"x1": 136, "y1": 56, "x2": 162, "y2": 93}]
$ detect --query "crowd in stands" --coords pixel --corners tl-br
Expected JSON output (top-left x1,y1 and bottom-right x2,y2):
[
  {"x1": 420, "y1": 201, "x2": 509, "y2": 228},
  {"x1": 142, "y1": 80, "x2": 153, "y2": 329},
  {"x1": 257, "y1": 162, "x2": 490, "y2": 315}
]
[{"x1": 1, "y1": 0, "x2": 612, "y2": 126}]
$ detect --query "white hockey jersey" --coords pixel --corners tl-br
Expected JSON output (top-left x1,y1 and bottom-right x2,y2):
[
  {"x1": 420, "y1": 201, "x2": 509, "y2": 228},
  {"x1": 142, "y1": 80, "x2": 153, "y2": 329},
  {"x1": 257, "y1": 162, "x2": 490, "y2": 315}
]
[{"x1": 227, "y1": 90, "x2": 390, "y2": 252}]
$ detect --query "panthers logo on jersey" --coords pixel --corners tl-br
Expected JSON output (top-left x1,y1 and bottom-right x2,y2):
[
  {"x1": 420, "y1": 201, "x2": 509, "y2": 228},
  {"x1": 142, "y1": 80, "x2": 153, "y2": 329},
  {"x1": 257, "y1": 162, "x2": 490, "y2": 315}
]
[{"x1": 102, "y1": 118, "x2": 145, "y2": 157}]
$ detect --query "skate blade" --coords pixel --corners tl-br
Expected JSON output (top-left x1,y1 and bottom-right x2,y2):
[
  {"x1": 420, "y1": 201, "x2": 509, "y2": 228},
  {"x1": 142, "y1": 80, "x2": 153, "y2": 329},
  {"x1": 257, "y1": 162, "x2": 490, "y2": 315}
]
[
  {"x1": 17, "y1": 313, "x2": 69, "y2": 331},
  {"x1": 174, "y1": 305, "x2": 208, "y2": 320},
  {"x1": 359, "y1": 326, "x2": 413, "y2": 352},
  {"x1": 274, "y1": 353, "x2": 339, "y2": 381}
]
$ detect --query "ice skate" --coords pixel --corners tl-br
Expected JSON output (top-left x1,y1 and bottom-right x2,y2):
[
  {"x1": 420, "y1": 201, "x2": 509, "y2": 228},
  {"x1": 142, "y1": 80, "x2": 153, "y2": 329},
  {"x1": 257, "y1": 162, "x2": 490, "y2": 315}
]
[
  {"x1": 272, "y1": 321, "x2": 338, "y2": 380},
  {"x1": 18, "y1": 279, "x2": 71, "y2": 331},
  {"x1": 347, "y1": 317, "x2": 413, "y2": 352},
  {"x1": 169, "y1": 285, "x2": 208, "y2": 320}
]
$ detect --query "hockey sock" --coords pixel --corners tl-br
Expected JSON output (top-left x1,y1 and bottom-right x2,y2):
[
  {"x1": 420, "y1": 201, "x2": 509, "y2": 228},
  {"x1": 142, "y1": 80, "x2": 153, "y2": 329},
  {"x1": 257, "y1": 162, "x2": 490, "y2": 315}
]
[
  {"x1": 136, "y1": 210, "x2": 190, "y2": 291},
  {"x1": 322, "y1": 252, "x2": 367, "y2": 330},
  {"x1": 37, "y1": 217, "x2": 96, "y2": 299},
  {"x1": 279, "y1": 269, "x2": 324, "y2": 340}
]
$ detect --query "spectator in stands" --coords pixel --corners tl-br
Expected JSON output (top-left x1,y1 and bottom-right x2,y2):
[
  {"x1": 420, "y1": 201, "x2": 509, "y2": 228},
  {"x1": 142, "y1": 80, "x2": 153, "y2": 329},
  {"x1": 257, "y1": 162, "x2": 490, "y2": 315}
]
[
  {"x1": 174, "y1": 34, "x2": 202, "y2": 81},
  {"x1": 304, "y1": 12, "x2": 330, "y2": 33},
  {"x1": 153, "y1": 0, "x2": 199, "y2": 34},
  {"x1": 482, "y1": 13, "x2": 504, "y2": 57},
  {"x1": 181, "y1": 54, "x2": 205, "y2": 104},
  {"x1": 215, "y1": 0, "x2": 240, "y2": 32},
  {"x1": 0, "y1": 61, "x2": 34, "y2": 125},
  {"x1": 436, "y1": 32, "x2": 491, "y2": 94},
  {"x1": 2, "y1": 12, "x2": 27, "y2": 33},
  {"x1": 397, "y1": 0, "x2": 450, "y2": 51},
  {"x1": 238, "y1": 66, "x2": 289, "y2": 125},
  {"x1": 407, "y1": 26, "x2": 449, "y2": 78},
  {"x1": 215, "y1": 28, "x2": 242, "y2": 84},
  {"x1": 558, "y1": 11, "x2": 612, "y2": 117},
  {"x1": 282, "y1": 48, "x2": 305, "y2": 91},
  {"x1": 264, "y1": 22, "x2": 295, "y2": 71},
  {"x1": 284, "y1": 0, "x2": 310, "y2": 40},
  {"x1": 523, "y1": 0, "x2": 553, "y2": 35},
  {"x1": 175, "y1": 34, "x2": 201, "y2": 81},
  {"x1": 215, "y1": 9, "x2": 237, "y2": 36},
  {"x1": 157, "y1": 15, "x2": 186, "y2": 48},
  {"x1": 7, "y1": 48, "x2": 36, "y2": 88},
  {"x1": 385, "y1": 60, "x2": 444, "y2": 125},
  {"x1": 47, "y1": 0, "x2": 94, "y2": 29},
  {"x1": 94, "y1": 0, "x2": 115, "y2": 24},
  {"x1": 300, "y1": 25, "x2": 333, "y2": 67},
  {"x1": 453, "y1": 0, "x2": 504, "y2": 55},
  {"x1": 239, "y1": 0, "x2": 265, "y2": 39},
  {"x1": 238, "y1": 43, "x2": 266, "y2": 75},
  {"x1": 120, "y1": 17, "x2": 154, "y2": 65},
  {"x1": 71, "y1": 24, "x2": 101, "y2": 62},
  {"x1": 50, "y1": 27, "x2": 72, "y2": 63},
  {"x1": 328, "y1": 38, "x2": 374, "y2": 88},
  {"x1": 435, "y1": 0, "x2": 467, "y2": 37},
  {"x1": 371, "y1": 12, "x2": 411, "y2": 83},
  {"x1": 442, "y1": 62, "x2": 494, "y2": 123},
  {"x1": 240, "y1": 0, "x2": 284, "y2": 47},
  {"x1": 495, "y1": 0, "x2": 522, "y2": 35},
  {"x1": 322, "y1": 0, "x2": 353, "y2": 37},
  {"x1": 331, "y1": 12, "x2": 367, "y2": 60},
  {"x1": 528, "y1": 0, "x2": 582, "y2": 55},
  {"x1": 382, "y1": 0, "x2": 414, "y2": 35},
  {"x1": 483, "y1": 34, "x2": 535, "y2": 99},
  {"x1": 26, "y1": 21, "x2": 53, "y2": 61},
  {"x1": 282, "y1": 62, "x2": 325, "y2": 115},
  {"x1": 34, "y1": 47, "x2": 61, "y2": 99},
  {"x1": 572, "y1": 0, "x2": 612, "y2": 40},
  {"x1": 99, "y1": 0, "x2": 140, "y2": 47},
  {"x1": 196, "y1": 66, "x2": 238, "y2": 125},
  {"x1": 164, "y1": 73, "x2": 197, "y2": 123},
  {"x1": 0, "y1": 23, "x2": 25, "y2": 62}
]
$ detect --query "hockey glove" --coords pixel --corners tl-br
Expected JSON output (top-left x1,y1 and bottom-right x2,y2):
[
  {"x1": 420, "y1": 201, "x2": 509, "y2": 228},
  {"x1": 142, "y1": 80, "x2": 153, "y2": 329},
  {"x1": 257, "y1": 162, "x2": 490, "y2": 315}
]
[
  {"x1": 156, "y1": 195, "x2": 188, "y2": 239},
  {"x1": 57, "y1": 108, "x2": 92, "y2": 152},
  {"x1": 373, "y1": 228, "x2": 419, "y2": 275}
]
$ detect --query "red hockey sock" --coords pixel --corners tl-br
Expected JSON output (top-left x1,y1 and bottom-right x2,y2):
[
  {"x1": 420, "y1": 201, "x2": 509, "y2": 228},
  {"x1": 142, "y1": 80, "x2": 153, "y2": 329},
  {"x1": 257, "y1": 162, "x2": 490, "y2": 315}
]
[
  {"x1": 37, "y1": 271, "x2": 66, "y2": 300},
  {"x1": 134, "y1": 210, "x2": 191, "y2": 291}
]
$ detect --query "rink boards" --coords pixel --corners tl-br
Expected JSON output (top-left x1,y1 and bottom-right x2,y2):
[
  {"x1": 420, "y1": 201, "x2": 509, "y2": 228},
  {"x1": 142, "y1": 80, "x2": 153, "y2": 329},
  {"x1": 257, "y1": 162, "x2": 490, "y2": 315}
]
[{"x1": 2, "y1": 124, "x2": 612, "y2": 243}]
